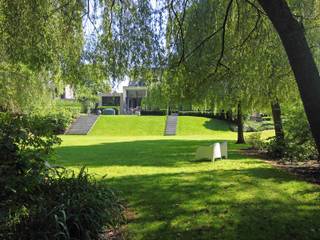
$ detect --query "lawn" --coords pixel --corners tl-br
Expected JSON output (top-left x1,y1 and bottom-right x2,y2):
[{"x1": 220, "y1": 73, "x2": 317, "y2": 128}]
[
  {"x1": 89, "y1": 115, "x2": 166, "y2": 136},
  {"x1": 55, "y1": 116, "x2": 320, "y2": 240}
]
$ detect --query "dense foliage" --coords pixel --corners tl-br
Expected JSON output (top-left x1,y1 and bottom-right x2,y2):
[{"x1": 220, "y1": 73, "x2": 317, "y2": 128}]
[
  {"x1": 247, "y1": 103, "x2": 318, "y2": 161},
  {"x1": 0, "y1": 113, "x2": 125, "y2": 239}
]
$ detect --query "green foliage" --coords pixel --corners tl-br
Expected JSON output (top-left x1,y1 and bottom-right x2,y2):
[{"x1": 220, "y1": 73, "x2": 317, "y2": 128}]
[
  {"x1": 246, "y1": 132, "x2": 264, "y2": 150},
  {"x1": 0, "y1": 63, "x2": 53, "y2": 113},
  {"x1": 264, "y1": 137, "x2": 287, "y2": 159},
  {"x1": 0, "y1": 113, "x2": 62, "y2": 236},
  {"x1": 0, "y1": 113, "x2": 61, "y2": 178},
  {"x1": 262, "y1": 104, "x2": 318, "y2": 161},
  {"x1": 142, "y1": 83, "x2": 169, "y2": 110},
  {"x1": 0, "y1": 0, "x2": 84, "y2": 72},
  {"x1": 0, "y1": 113, "x2": 124, "y2": 240},
  {"x1": 6, "y1": 167, "x2": 125, "y2": 240},
  {"x1": 54, "y1": 100, "x2": 82, "y2": 118},
  {"x1": 141, "y1": 110, "x2": 167, "y2": 116},
  {"x1": 43, "y1": 112, "x2": 74, "y2": 134},
  {"x1": 178, "y1": 111, "x2": 214, "y2": 118},
  {"x1": 36, "y1": 100, "x2": 82, "y2": 134},
  {"x1": 231, "y1": 119, "x2": 274, "y2": 133},
  {"x1": 283, "y1": 105, "x2": 318, "y2": 160}
]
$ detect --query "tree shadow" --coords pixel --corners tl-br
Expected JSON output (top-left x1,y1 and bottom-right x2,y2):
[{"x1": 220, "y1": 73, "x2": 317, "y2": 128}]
[
  {"x1": 55, "y1": 139, "x2": 242, "y2": 167},
  {"x1": 202, "y1": 119, "x2": 231, "y2": 132},
  {"x1": 103, "y1": 169, "x2": 320, "y2": 240},
  {"x1": 56, "y1": 137, "x2": 320, "y2": 239}
]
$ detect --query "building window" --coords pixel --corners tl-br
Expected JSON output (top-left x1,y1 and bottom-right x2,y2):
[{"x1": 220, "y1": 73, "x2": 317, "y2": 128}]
[{"x1": 102, "y1": 96, "x2": 120, "y2": 106}]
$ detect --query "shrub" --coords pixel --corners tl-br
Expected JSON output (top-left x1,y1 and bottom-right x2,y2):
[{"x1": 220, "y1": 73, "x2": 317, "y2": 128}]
[
  {"x1": 178, "y1": 111, "x2": 214, "y2": 118},
  {"x1": 231, "y1": 120, "x2": 274, "y2": 133},
  {"x1": 42, "y1": 112, "x2": 74, "y2": 134},
  {"x1": 283, "y1": 105, "x2": 318, "y2": 160},
  {"x1": 246, "y1": 132, "x2": 264, "y2": 150},
  {"x1": 0, "y1": 113, "x2": 125, "y2": 240},
  {"x1": 141, "y1": 110, "x2": 167, "y2": 115},
  {"x1": 9, "y1": 168, "x2": 125, "y2": 240},
  {"x1": 54, "y1": 100, "x2": 81, "y2": 118},
  {"x1": 262, "y1": 105, "x2": 318, "y2": 161},
  {"x1": 264, "y1": 137, "x2": 287, "y2": 159}
]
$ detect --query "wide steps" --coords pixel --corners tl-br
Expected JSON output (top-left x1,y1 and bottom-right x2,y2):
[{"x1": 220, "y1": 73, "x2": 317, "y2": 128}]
[
  {"x1": 164, "y1": 115, "x2": 178, "y2": 136},
  {"x1": 65, "y1": 115, "x2": 98, "y2": 135}
]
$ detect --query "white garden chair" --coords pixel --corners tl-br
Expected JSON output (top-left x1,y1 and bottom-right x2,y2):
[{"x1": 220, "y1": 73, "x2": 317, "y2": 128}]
[{"x1": 195, "y1": 142, "x2": 228, "y2": 162}]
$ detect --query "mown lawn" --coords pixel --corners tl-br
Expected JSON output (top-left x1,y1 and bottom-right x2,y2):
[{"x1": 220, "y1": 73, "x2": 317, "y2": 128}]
[
  {"x1": 55, "y1": 116, "x2": 320, "y2": 240},
  {"x1": 89, "y1": 115, "x2": 166, "y2": 136}
]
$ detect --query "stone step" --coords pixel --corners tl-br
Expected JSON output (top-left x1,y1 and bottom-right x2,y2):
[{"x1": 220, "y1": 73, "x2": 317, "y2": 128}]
[
  {"x1": 164, "y1": 115, "x2": 178, "y2": 136},
  {"x1": 65, "y1": 115, "x2": 99, "y2": 135}
]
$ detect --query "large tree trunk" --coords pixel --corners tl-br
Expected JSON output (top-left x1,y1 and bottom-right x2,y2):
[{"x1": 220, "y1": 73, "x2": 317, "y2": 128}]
[
  {"x1": 271, "y1": 99, "x2": 285, "y2": 143},
  {"x1": 236, "y1": 102, "x2": 245, "y2": 144},
  {"x1": 258, "y1": 0, "x2": 320, "y2": 154}
]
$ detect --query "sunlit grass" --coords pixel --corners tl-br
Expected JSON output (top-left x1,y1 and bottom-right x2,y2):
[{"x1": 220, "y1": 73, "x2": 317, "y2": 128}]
[
  {"x1": 89, "y1": 115, "x2": 166, "y2": 136},
  {"x1": 55, "y1": 117, "x2": 319, "y2": 240}
]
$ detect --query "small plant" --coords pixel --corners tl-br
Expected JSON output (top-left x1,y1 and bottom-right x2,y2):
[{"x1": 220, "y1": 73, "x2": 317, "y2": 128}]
[
  {"x1": 264, "y1": 137, "x2": 287, "y2": 159},
  {"x1": 246, "y1": 132, "x2": 264, "y2": 150}
]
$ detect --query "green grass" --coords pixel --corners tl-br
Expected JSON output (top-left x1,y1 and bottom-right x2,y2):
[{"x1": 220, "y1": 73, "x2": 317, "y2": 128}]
[
  {"x1": 55, "y1": 116, "x2": 320, "y2": 240},
  {"x1": 177, "y1": 116, "x2": 232, "y2": 137},
  {"x1": 89, "y1": 116, "x2": 166, "y2": 136}
]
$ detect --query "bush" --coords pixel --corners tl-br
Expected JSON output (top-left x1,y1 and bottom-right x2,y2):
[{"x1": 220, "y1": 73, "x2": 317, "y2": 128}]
[
  {"x1": 231, "y1": 120, "x2": 274, "y2": 133},
  {"x1": 264, "y1": 137, "x2": 287, "y2": 159},
  {"x1": 0, "y1": 113, "x2": 125, "y2": 239},
  {"x1": 178, "y1": 111, "x2": 214, "y2": 118},
  {"x1": 262, "y1": 105, "x2": 318, "y2": 161},
  {"x1": 9, "y1": 167, "x2": 125, "y2": 240},
  {"x1": 246, "y1": 132, "x2": 264, "y2": 150},
  {"x1": 283, "y1": 106, "x2": 318, "y2": 160},
  {"x1": 141, "y1": 110, "x2": 167, "y2": 115},
  {"x1": 55, "y1": 100, "x2": 81, "y2": 118},
  {"x1": 43, "y1": 112, "x2": 74, "y2": 134}
]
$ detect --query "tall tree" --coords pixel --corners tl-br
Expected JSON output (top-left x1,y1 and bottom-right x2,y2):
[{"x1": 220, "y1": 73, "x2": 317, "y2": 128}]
[{"x1": 257, "y1": 0, "x2": 320, "y2": 153}]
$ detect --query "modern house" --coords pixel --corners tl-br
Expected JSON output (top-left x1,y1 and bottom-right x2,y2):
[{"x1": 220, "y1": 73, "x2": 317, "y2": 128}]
[{"x1": 98, "y1": 81, "x2": 147, "y2": 114}]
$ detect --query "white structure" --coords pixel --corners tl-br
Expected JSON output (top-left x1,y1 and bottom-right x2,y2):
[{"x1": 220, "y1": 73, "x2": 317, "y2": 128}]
[
  {"x1": 61, "y1": 85, "x2": 75, "y2": 100},
  {"x1": 195, "y1": 141, "x2": 228, "y2": 161}
]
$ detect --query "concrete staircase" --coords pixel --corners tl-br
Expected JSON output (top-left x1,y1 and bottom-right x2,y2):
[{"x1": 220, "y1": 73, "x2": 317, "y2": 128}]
[
  {"x1": 65, "y1": 115, "x2": 98, "y2": 135},
  {"x1": 164, "y1": 115, "x2": 178, "y2": 136}
]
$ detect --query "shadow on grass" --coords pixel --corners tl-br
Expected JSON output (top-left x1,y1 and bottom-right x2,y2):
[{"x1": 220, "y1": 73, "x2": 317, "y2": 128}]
[
  {"x1": 203, "y1": 119, "x2": 231, "y2": 132},
  {"x1": 56, "y1": 138, "x2": 320, "y2": 239},
  {"x1": 105, "y1": 169, "x2": 320, "y2": 240},
  {"x1": 55, "y1": 139, "x2": 245, "y2": 167}
]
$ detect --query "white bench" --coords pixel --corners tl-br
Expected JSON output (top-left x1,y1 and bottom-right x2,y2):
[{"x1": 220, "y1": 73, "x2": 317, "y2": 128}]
[{"x1": 195, "y1": 141, "x2": 228, "y2": 162}]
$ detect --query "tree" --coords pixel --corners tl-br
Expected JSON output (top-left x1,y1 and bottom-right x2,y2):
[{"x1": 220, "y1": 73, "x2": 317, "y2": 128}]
[{"x1": 257, "y1": 0, "x2": 320, "y2": 153}]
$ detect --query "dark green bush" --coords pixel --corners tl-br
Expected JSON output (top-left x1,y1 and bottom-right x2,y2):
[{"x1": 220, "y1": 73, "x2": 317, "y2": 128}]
[
  {"x1": 178, "y1": 111, "x2": 215, "y2": 118},
  {"x1": 263, "y1": 105, "x2": 318, "y2": 161},
  {"x1": 282, "y1": 106, "x2": 318, "y2": 161},
  {"x1": 264, "y1": 137, "x2": 287, "y2": 159},
  {"x1": 0, "y1": 113, "x2": 125, "y2": 240},
  {"x1": 10, "y1": 167, "x2": 125, "y2": 240},
  {"x1": 44, "y1": 112, "x2": 74, "y2": 134},
  {"x1": 141, "y1": 110, "x2": 167, "y2": 115}
]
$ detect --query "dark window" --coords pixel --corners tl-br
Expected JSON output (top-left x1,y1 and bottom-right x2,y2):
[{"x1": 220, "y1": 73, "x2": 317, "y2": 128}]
[{"x1": 102, "y1": 96, "x2": 120, "y2": 106}]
